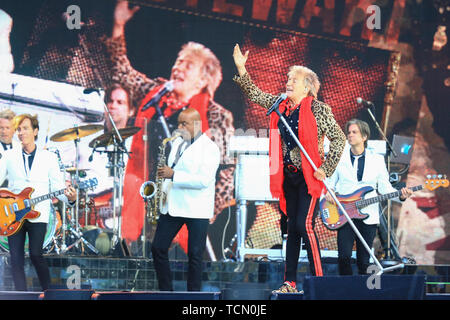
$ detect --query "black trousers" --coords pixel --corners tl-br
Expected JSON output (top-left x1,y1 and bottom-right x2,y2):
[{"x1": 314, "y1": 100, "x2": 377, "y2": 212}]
[
  {"x1": 151, "y1": 213, "x2": 209, "y2": 291},
  {"x1": 283, "y1": 169, "x2": 323, "y2": 280},
  {"x1": 337, "y1": 219, "x2": 377, "y2": 275},
  {"x1": 7, "y1": 221, "x2": 50, "y2": 291}
]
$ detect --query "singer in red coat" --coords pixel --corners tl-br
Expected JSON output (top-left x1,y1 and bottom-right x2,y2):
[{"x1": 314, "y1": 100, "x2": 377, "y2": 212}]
[
  {"x1": 104, "y1": 1, "x2": 235, "y2": 246},
  {"x1": 233, "y1": 44, "x2": 345, "y2": 292}
]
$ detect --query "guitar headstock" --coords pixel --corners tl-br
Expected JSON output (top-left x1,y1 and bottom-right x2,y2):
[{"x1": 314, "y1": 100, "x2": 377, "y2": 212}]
[
  {"x1": 425, "y1": 174, "x2": 449, "y2": 191},
  {"x1": 77, "y1": 178, "x2": 98, "y2": 192}
]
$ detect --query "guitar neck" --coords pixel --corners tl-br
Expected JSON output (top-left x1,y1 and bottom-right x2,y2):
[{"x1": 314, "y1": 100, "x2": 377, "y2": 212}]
[
  {"x1": 25, "y1": 178, "x2": 97, "y2": 206},
  {"x1": 356, "y1": 185, "x2": 422, "y2": 208},
  {"x1": 30, "y1": 188, "x2": 66, "y2": 206}
]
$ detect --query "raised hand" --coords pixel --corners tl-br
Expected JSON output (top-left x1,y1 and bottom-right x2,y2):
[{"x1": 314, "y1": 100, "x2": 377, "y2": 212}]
[
  {"x1": 114, "y1": 0, "x2": 140, "y2": 26},
  {"x1": 113, "y1": 0, "x2": 140, "y2": 37},
  {"x1": 233, "y1": 44, "x2": 249, "y2": 76}
]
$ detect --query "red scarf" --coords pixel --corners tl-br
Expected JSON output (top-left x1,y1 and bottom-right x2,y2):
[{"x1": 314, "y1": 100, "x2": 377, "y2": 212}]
[
  {"x1": 121, "y1": 83, "x2": 210, "y2": 242},
  {"x1": 269, "y1": 96, "x2": 324, "y2": 215}
]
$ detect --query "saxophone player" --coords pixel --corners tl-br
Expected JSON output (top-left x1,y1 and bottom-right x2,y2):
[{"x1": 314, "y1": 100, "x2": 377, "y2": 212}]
[{"x1": 153, "y1": 108, "x2": 220, "y2": 291}]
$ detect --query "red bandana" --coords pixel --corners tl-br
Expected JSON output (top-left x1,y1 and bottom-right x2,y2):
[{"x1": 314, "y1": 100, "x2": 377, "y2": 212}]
[{"x1": 269, "y1": 96, "x2": 324, "y2": 215}]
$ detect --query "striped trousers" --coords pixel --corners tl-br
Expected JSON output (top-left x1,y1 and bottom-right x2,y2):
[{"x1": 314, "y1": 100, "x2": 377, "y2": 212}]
[{"x1": 283, "y1": 168, "x2": 323, "y2": 281}]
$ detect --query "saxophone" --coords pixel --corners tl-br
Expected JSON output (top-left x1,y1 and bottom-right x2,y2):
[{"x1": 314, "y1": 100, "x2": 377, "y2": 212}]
[{"x1": 140, "y1": 132, "x2": 181, "y2": 224}]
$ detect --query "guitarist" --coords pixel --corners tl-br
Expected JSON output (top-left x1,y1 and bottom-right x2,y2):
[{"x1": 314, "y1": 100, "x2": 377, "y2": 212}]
[
  {"x1": 0, "y1": 114, "x2": 77, "y2": 291},
  {"x1": 0, "y1": 109, "x2": 20, "y2": 187},
  {"x1": 325, "y1": 119, "x2": 412, "y2": 275}
]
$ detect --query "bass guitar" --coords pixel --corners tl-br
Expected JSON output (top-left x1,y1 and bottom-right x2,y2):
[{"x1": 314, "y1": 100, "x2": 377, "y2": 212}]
[
  {"x1": 0, "y1": 178, "x2": 98, "y2": 236},
  {"x1": 320, "y1": 176, "x2": 448, "y2": 230}
]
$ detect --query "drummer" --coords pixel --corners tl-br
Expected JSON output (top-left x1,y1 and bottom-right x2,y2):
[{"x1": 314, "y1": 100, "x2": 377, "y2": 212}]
[
  {"x1": 103, "y1": 84, "x2": 136, "y2": 133},
  {"x1": 77, "y1": 83, "x2": 135, "y2": 227}
]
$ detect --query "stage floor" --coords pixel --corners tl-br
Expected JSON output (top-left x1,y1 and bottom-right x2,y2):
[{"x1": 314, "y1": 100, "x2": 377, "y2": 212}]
[{"x1": 0, "y1": 253, "x2": 449, "y2": 299}]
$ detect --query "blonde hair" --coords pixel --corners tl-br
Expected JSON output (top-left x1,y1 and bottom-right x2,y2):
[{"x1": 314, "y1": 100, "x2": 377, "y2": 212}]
[
  {"x1": 0, "y1": 109, "x2": 16, "y2": 121},
  {"x1": 179, "y1": 42, "x2": 222, "y2": 97},
  {"x1": 14, "y1": 114, "x2": 39, "y2": 140},
  {"x1": 288, "y1": 66, "x2": 321, "y2": 98}
]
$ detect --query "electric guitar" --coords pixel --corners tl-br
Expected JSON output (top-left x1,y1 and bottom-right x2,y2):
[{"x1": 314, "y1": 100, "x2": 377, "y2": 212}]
[
  {"x1": 0, "y1": 178, "x2": 98, "y2": 236},
  {"x1": 320, "y1": 176, "x2": 449, "y2": 230}
]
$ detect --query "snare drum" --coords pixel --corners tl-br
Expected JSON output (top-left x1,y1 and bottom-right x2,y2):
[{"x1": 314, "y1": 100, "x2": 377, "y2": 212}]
[{"x1": 0, "y1": 206, "x2": 61, "y2": 253}]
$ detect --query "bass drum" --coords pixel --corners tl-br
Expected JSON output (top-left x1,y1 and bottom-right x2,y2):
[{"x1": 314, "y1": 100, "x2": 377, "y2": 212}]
[
  {"x1": 0, "y1": 206, "x2": 61, "y2": 253},
  {"x1": 82, "y1": 226, "x2": 113, "y2": 256}
]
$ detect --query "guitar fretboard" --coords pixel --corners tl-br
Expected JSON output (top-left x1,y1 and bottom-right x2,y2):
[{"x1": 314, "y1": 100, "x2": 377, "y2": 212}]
[
  {"x1": 28, "y1": 178, "x2": 97, "y2": 206},
  {"x1": 356, "y1": 185, "x2": 422, "y2": 209},
  {"x1": 30, "y1": 189, "x2": 66, "y2": 206}
]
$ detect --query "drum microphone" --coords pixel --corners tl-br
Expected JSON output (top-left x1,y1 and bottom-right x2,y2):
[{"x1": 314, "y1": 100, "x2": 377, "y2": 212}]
[
  {"x1": 356, "y1": 97, "x2": 375, "y2": 108},
  {"x1": 266, "y1": 93, "x2": 287, "y2": 116},
  {"x1": 88, "y1": 140, "x2": 100, "y2": 162},
  {"x1": 141, "y1": 81, "x2": 174, "y2": 112},
  {"x1": 88, "y1": 150, "x2": 95, "y2": 162}
]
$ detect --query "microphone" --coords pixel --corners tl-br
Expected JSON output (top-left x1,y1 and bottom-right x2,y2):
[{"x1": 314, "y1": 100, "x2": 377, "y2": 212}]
[
  {"x1": 83, "y1": 88, "x2": 102, "y2": 95},
  {"x1": 356, "y1": 97, "x2": 375, "y2": 108},
  {"x1": 266, "y1": 93, "x2": 288, "y2": 116},
  {"x1": 88, "y1": 149, "x2": 95, "y2": 162},
  {"x1": 89, "y1": 140, "x2": 100, "y2": 162},
  {"x1": 141, "y1": 81, "x2": 174, "y2": 112}
]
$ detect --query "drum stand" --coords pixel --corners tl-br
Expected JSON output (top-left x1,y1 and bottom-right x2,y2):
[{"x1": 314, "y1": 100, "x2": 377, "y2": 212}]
[
  {"x1": 267, "y1": 103, "x2": 404, "y2": 275},
  {"x1": 60, "y1": 132, "x2": 99, "y2": 255},
  {"x1": 106, "y1": 138, "x2": 126, "y2": 251},
  {"x1": 61, "y1": 225, "x2": 99, "y2": 254}
]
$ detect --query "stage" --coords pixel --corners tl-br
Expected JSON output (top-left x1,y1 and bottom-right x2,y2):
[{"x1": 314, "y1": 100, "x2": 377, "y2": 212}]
[{"x1": 0, "y1": 253, "x2": 449, "y2": 300}]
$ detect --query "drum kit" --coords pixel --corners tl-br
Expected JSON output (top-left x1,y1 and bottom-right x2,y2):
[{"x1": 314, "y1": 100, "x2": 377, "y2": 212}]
[{"x1": 0, "y1": 123, "x2": 141, "y2": 256}]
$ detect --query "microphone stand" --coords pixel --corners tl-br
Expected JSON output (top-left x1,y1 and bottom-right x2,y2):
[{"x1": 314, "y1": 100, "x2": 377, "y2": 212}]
[
  {"x1": 154, "y1": 104, "x2": 172, "y2": 142},
  {"x1": 365, "y1": 105, "x2": 400, "y2": 267},
  {"x1": 142, "y1": 93, "x2": 173, "y2": 146},
  {"x1": 268, "y1": 103, "x2": 403, "y2": 275},
  {"x1": 365, "y1": 105, "x2": 397, "y2": 158}
]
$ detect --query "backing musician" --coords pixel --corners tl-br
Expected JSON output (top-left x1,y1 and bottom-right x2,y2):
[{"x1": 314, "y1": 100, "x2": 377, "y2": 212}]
[
  {"x1": 0, "y1": 109, "x2": 20, "y2": 188},
  {"x1": 79, "y1": 84, "x2": 135, "y2": 228},
  {"x1": 152, "y1": 108, "x2": 220, "y2": 291},
  {"x1": 325, "y1": 119, "x2": 413, "y2": 275},
  {"x1": 0, "y1": 114, "x2": 77, "y2": 291}
]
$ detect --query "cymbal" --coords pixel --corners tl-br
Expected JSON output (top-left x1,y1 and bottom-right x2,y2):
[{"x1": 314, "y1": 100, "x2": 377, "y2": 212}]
[
  {"x1": 89, "y1": 126, "x2": 140, "y2": 148},
  {"x1": 65, "y1": 167, "x2": 90, "y2": 174},
  {"x1": 50, "y1": 125, "x2": 104, "y2": 142}
]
